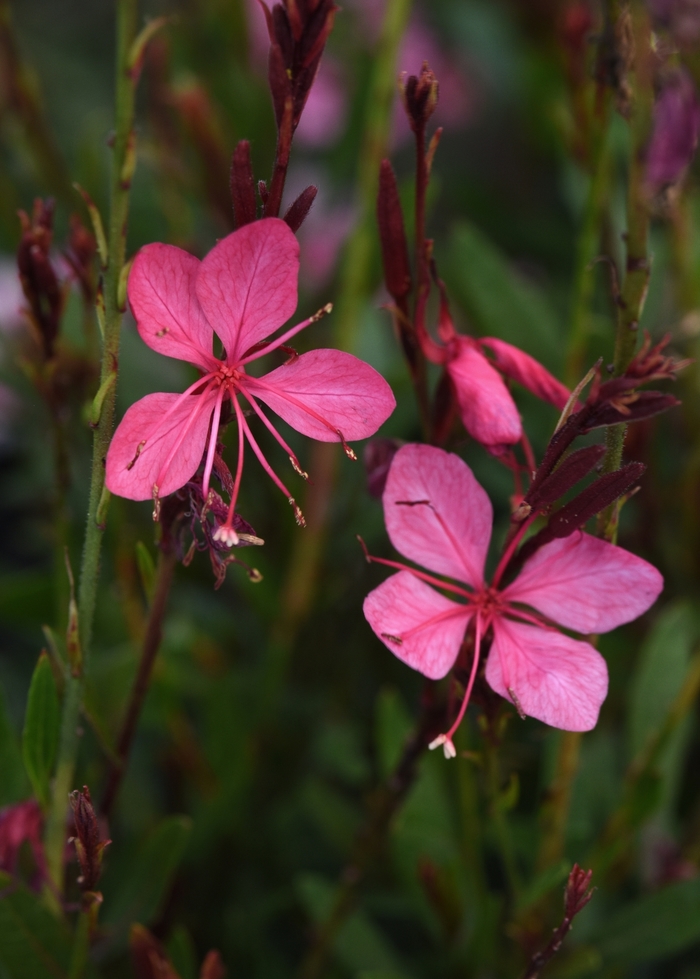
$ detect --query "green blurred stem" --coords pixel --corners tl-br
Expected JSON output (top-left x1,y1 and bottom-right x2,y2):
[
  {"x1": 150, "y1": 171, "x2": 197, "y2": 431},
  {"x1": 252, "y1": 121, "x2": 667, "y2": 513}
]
[
  {"x1": 100, "y1": 548, "x2": 176, "y2": 818},
  {"x1": 536, "y1": 730, "x2": 581, "y2": 872},
  {"x1": 44, "y1": 0, "x2": 139, "y2": 895},
  {"x1": 0, "y1": 0, "x2": 73, "y2": 201},
  {"x1": 485, "y1": 739, "x2": 521, "y2": 901},
  {"x1": 68, "y1": 907, "x2": 91, "y2": 979},
  {"x1": 565, "y1": 109, "x2": 613, "y2": 386},
  {"x1": 598, "y1": 5, "x2": 653, "y2": 543},
  {"x1": 297, "y1": 695, "x2": 438, "y2": 979},
  {"x1": 260, "y1": 0, "x2": 411, "y2": 714},
  {"x1": 590, "y1": 648, "x2": 700, "y2": 878}
]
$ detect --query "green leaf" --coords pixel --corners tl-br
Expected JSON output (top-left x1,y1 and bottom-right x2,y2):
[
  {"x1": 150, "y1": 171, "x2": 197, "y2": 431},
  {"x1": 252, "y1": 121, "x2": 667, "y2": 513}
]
[
  {"x1": 102, "y1": 816, "x2": 191, "y2": 941},
  {"x1": 166, "y1": 926, "x2": 197, "y2": 979},
  {"x1": 21, "y1": 652, "x2": 60, "y2": 809},
  {"x1": 0, "y1": 691, "x2": 28, "y2": 805},
  {"x1": 595, "y1": 878, "x2": 700, "y2": 965},
  {"x1": 0, "y1": 871, "x2": 99, "y2": 979},
  {"x1": 297, "y1": 874, "x2": 410, "y2": 978},
  {"x1": 445, "y1": 221, "x2": 564, "y2": 370},
  {"x1": 375, "y1": 688, "x2": 413, "y2": 780}
]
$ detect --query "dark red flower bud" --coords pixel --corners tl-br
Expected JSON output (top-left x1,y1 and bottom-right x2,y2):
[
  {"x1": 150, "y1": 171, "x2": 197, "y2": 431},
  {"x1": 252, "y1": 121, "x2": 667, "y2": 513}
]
[
  {"x1": 526, "y1": 444, "x2": 606, "y2": 510},
  {"x1": 400, "y1": 62, "x2": 439, "y2": 133},
  {"x1": 585, "y1": 391, "x2": 681, "y2": 428},
  {"x1": 646, "y1": 68, "x2": 700, "y2": 192},
  {"x1": 64, "y1": 214, "x2": 97, "y2": 304},
  {"x1": 546, "y1": 461, "x2": 645, "y2": 538},
  {"x1": 283, "y1": 184, "x2": 317, "y2": 232},
  {"x1": 364, "y1": 438, "x2": 402, "y2": 499},
  {"x1": 130, "y1": 924, "x2": 181, "y2": 979},
  {"x1": 564, "y1": 864, "x2": 595, "y2": 918},
  {"x1": 230, "y1": 140, "x2": 257, "y2": 229},
  {"x1": 69, "y1": 785, "x2": 110, "y2": 892},
  {"x1": 199, "y1": 950, "x2": 226, "y2": 979},
  {"x1": 377, "y1": 160, "x2": 412, "y2": 302},
  {"x1": 17, "y1": 198, "x2": 62, "y2": 358},
  {"x1": 260, "y1": 0, "x2": 338, "y2": 133}
]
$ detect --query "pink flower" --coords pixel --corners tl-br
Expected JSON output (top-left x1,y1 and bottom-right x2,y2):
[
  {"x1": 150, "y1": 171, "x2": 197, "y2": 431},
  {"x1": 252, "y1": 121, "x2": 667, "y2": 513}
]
[
  {"x1": 0, "y1": 799, "x2": 46, "y2": 889},
  {"x1": 421, "y1": 295, "x2": 570, "y2": 449},
  {"x1": 106, "y1": 219, "x2": 395, "y2": 541},
  {"x1": 363, "y1": 444, "x2": 663, "y2": 754}
]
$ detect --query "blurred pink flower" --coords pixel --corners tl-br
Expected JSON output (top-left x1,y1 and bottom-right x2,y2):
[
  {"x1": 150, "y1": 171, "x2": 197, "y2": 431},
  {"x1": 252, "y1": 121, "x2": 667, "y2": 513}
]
[
  {"x1": 106, "y1": 219, "x2": 395, "y2": 540},
  {"x1": 295, "y1": 60, "x2": 347, "y2": 147},
  {"x1": 296, "y1": 194, "x2": 355, "y2": 291},
  {"x1": 0, "y1": 258, "x2": 24, "y2": 333},
  {"x1": 646, "y1": 68, "x2": 700, "y2": 192},
  {"x1": 363, "y1": 444, "x2": 663, "y2": 754},
  {"x1": 0, "y1": 799, "x2": 46, "y2": 889}
]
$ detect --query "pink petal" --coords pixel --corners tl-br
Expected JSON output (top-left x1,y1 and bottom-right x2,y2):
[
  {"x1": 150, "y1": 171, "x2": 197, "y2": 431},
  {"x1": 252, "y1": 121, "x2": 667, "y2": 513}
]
[
  {"x1": 106, "y1": 391, "x2": 216, "y2": 501},
  {"x1": 504, "y1": 532, "x2": 663, "y2": 634},
  {"x1": 383, "y1": 444, "x2": 492, "y2": 588},
  {"x1": 128, "y1": 244, "x2": 216, "y2": 371},
  {"x1": 446, "y1": 339, "x2": 522, "y2": 446},
  {"x1": 363, "y1": 570, "x2": 472, "y2": 680},
  {"x1": 195, "y1": 218, "x2": 299, "y2": 363},
  {"x1": 479, "y1": 337, "x2": 570, "y2": 410},
  {"x1": 486, "y1": 617, "x2": 608, "y2": 731},
  {"x1": 246, "y1": 349, "x2": 396, "y2": 441}
]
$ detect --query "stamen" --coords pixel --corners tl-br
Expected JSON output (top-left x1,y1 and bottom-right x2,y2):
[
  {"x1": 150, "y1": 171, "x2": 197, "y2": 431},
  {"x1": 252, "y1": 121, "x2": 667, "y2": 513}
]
[
  {"x1": 238, "y1": 302, "x2": 333, "y2": 366},
  {"x1": 156, "y1": 327, "x2": 170, "y2": 337},
  {"x1": 508, "y1": 687, "x2": 527, "y2": 720},
  {"x1": 238, "y1": 533, "x2": 265, "y2": 546},
  {"x1": 201, "y1": 383, "x2": 226, "y2": 498},
  {"x1": 212, "y1": 394, "x2": 247, "y2": 547},
  {"x1": 126, "y1": 440, "x2": 146, "y2": 470},
  {"x1": 152, "y1": 484, "x2": 161, "y2": 522},
  {"x1": 238, "y1": 410, "x2": 295, "y2": 502},
  {"x1": 237, "y1": 387, "x2": 308, "y2": 479},
  {"x1": 290, "y1": 498, "x2": 306, "y2": 527},
  {"x1": 381, "y1": 633, "x2": 403, "y2": 645},
  {"x1": 243, "y1": 375, "x2": 351, "y2": 443},
  {"x1": 153, "y1": 387, "x2": 216, "y2": 497},
  {"x1": 356, "y1": 538, "x2": 475, "y2": 600},
  {"x1": 337, "y1": 430, "x2": 357, "y2": 460},
  {"x1": 429, "y1": 614, "x2": 484, "y2": 760}
]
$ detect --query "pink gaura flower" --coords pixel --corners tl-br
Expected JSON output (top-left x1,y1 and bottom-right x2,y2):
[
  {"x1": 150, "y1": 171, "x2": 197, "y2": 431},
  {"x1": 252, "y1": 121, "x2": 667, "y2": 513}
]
[
  {"x1": 106, "y1": 218, "x2": 396, "y2": 541},
  {"x1": 421, "y1": 293, "x2": 570, "y2": 449},
  {"x1": 363, "y1": 444, "x2": 663, "y2": 755},
  {"x1": 0, "y1": 799, "x2": 46, "y2": 889}
]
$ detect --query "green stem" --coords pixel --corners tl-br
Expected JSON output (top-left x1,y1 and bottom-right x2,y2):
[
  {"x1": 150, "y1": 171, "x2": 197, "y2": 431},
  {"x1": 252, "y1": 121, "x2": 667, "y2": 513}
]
[
  {"x1": 565, "y1": 107, "x2": 613, "y2": 386},
  {"x1": 598, "y1": 4, "x2": 653, "y2": 543},
  {"x1": 535, "y1": 730, "x2": 582, "y2": 872},
  {"x1": 485, "y1": 739, "x2": 521, "y2": 901},
  {"x1": 44, "y1": 0, "x2": 139, "y2": 894},
  {"x1": 68, "y1": 907, "x2": 91, "y2": 979}
]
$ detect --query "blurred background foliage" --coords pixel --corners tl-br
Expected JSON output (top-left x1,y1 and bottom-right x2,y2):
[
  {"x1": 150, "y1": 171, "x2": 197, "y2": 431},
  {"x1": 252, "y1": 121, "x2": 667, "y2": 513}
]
[{"x1": 1, "y1": 0, "x2": 700, "y2": 977}]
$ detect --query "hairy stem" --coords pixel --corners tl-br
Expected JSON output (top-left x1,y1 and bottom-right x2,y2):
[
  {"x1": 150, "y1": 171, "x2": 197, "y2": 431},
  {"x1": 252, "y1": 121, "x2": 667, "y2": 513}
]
[
  {"x1": 100, "y1": 549, "x2": 176, "y2": 819},
  {"x1": 44, "y1": 0, "x2": 139, "y2": 893},
  {"x1": 598, "y1": 3, "x2": 653, "y2": 542}
]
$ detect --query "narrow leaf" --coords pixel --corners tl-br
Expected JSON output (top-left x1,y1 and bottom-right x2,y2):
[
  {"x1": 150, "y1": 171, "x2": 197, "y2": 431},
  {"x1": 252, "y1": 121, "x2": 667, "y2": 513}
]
[
  {"x1": 21, "y1": 653, "x2": 60, "y2": 810},
  {"x1": 547, "y1": 462, "x2": 645, "y2": 538},
  {"x1": 0, "y1": 692, "x2": 28, "y2": 805},
  {"x1": 135, "y1": 542, "x2": 156, "y2": 605},
  {"x1": 526, "y1": 444, "x2": 606, "y2": 509}
]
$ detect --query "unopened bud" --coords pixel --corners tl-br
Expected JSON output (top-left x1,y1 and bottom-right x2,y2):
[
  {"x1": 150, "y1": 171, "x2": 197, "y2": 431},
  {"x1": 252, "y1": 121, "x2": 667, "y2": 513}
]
[
  {"x1": 400, "y1": 62, "x2": 439, "y2": 133},
  {"x1": 377, "y1": 160, "x2": 412, "y2": 302},
  {"x1": 69, "y1": 785, "x2": 110, "y2": 891}
]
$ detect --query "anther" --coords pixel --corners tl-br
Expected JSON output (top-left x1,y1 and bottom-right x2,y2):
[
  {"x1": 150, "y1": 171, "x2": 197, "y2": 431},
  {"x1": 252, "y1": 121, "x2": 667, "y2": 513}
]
[
  {"x1": 126, "y1": 440, "x2": 146, "y2": 471},
  {"x1": 248, "y1": 568, "x2": 263, "y2": 583},
  {"x1": 508, "y1": 687, "x2": 526, "y2": 720},
  {"x1": 428, "y1": 734, "x2": 457, "y2": 759},
  {"x1": 381, "y1": 632, "x2": 403, "y2": 645},
  {"x1": 336, "y1": 430, "x2": 357, "y2": 461},
  {"x1": 289, "y1": 455, "x2": 309, "y2": 479},
  {"x1": 155, "y1": 327, "x2": 170, "y2": 337},
  {"x1": 289, "y1": 498, "x2": 306, "y2": 527},
  {"x1": 238, "y1": 533, "x2": 265, "y2": 546},
  {"x1": 151, "y1": 485, "x2": 161, "y2": 522},
  {"x1": 213, "y1": 524, "x2": 240, "y2": 547}
]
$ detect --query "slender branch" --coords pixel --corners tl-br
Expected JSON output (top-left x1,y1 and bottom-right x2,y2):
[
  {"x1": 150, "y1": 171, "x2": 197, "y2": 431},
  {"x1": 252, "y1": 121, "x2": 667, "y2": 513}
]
[
  {"x1": 485, "y1": 737, "x2": 522, "y2": 900},
  {"x1": 598, "y1": 2, "x2": 653, "y2": 542},
  {"x1": 100, "y1": 549, "x2": 176, "y2": 819},
  {"x1": 297, "y1": 692, "x2": 440, "y2": 979},
  {"x1": 44, "y1": 0, "x2": 140, "y2": 893},
  {"x1": 535, "y1": 730, "x2": 582, "y2": 873},
  {"x1": 520, "y1": 866, "x2": 595, "y2": 979}
]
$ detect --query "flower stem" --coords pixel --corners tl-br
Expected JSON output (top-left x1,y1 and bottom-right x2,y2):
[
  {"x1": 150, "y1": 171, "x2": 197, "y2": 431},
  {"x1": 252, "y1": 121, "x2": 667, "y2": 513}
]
[
  {"x1": 100, "y1": 548, "x2": 176, "y2": 819},
  {"x1": 535, "y1": 730, "x2": 582, "y2": 872},
  {"x1": 67, "y1": 907, "x2": 91, "y2": 979},
  {"x1": 44, "y1": 0, "x2": 140, "y2": 894},
  {"x1": 485, "y1": 737, "x2": 521, "y2": 901},
  {"x1": 598, "y1": 3, "x2": 653, "y2": 543}
]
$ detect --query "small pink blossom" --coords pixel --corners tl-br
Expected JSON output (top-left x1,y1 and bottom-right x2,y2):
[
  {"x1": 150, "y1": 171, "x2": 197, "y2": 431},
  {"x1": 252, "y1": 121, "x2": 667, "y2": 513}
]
[
  {"x1": 0, "y1": 799, "x2": 46, "y2": 889},
  {"x1": 106, "y1": 219, "x2": 395, "y2": 539},
  {"x1": 363, "y1": 444, "x2": 663, "y2": 754},
  {"x1": 420, "y1": 292, "x2": 570, "y2": 449}
]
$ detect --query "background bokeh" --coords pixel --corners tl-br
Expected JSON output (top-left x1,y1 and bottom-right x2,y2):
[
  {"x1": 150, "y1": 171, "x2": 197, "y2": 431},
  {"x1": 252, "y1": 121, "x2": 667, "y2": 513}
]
[{"x1": 2, "y1": 1, "x2": 700, "y2": 977}]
